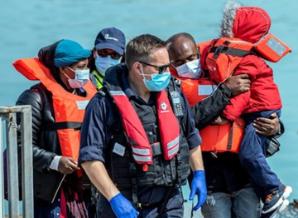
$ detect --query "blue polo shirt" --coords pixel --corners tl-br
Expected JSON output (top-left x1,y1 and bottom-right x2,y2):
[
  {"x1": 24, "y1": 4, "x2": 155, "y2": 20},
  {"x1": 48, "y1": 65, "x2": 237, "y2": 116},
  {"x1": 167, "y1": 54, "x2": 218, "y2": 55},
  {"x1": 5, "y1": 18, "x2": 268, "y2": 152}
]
[{"x1": 79, "y1": 67, "x2": 201, "y2": 164}]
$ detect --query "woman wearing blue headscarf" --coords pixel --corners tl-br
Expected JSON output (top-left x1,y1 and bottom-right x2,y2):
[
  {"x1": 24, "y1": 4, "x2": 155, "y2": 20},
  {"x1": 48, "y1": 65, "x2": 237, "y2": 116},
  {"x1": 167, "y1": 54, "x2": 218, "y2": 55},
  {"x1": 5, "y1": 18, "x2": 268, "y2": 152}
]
[{"x1": 15, "y1": 39, "x2": 96, "y2": 218}]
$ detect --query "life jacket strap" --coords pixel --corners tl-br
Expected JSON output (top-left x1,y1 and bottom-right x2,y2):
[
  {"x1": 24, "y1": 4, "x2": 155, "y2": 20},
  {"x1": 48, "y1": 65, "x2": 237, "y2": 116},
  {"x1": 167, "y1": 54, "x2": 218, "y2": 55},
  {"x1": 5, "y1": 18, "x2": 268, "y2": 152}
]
[
  {"x1": 151, "y1": 142, "x2": 162, "y2": 156},
  {"x1": 227, "y1": 124, "x2": 234, "y2": 151},
  {"x1": 210, "y1": 46, "x2": 252, "y2": 59},
  {"x1": 44, "y1": 122, "x2": 82, "y2": 130}
]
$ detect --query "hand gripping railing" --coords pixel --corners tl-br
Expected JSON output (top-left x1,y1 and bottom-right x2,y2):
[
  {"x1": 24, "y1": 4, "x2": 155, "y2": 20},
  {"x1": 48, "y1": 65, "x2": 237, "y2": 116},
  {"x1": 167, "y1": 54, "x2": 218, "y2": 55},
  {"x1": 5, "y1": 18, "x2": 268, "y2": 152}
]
[{"x1": 0, "y1": 106, "x2": 33, "y2": 218}]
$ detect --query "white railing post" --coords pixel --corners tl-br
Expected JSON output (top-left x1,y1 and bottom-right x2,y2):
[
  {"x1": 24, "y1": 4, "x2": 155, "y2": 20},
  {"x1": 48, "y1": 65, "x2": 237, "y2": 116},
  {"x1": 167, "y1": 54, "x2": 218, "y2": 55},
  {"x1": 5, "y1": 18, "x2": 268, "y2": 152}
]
[
  {"x1": 21, "y1": 106, "x2": 33, "y2": 218},
  {"x1": 7, "y1": 112, "x2": 19, "y2": 217},
  {"x1": 0, "y1": 105, "x2": 33, "y2": 218}
]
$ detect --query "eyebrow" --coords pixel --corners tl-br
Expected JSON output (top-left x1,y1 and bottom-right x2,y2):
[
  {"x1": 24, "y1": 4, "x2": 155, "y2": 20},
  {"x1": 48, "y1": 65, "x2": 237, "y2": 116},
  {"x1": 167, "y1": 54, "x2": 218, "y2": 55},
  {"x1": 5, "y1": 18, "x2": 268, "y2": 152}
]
[
  {"x1": 75, "y1": 63, "x2": 88, "y2": 68},
  {"x1": 140, "y1": 61, "x2": 170, "y2": 68}
]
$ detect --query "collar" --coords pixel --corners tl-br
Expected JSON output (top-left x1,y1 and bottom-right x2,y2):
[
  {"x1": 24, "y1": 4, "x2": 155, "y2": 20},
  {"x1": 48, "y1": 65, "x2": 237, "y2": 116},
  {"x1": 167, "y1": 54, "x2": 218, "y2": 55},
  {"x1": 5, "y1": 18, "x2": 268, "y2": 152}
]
[
  {"x1": 91, "y1": 70, "x2": 104, "y2": 89},
  {"x1": 121, "y1": 70, "x2": 137, "y2": 99}
]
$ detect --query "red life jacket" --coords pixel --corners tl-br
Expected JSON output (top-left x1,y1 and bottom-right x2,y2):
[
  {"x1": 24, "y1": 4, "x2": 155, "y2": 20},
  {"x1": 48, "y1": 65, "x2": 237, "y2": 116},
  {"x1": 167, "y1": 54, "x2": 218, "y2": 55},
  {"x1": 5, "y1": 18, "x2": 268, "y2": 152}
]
[
  {"x1": 109, "y1": 89, "x2": 180, "y2": 172},
  {"x1": 206, "y1": 35, "x2": 291, "y2": 83},
  {"x1": 13, "y1": 58, "x2": 96, "y2": 161}
]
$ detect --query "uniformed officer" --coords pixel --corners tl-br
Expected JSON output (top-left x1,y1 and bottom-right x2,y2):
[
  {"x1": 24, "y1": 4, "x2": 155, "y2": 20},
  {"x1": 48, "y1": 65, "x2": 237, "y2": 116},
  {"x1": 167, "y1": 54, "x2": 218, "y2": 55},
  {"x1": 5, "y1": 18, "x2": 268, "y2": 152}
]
[{"x1": 79, "y1": 34, "x2": 207, "y2": 218}]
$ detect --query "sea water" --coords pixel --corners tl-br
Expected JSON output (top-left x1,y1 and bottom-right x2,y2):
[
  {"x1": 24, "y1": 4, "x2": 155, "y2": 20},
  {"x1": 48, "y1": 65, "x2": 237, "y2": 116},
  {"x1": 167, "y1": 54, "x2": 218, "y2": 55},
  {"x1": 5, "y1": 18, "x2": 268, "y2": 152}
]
[{"x1": 1, "y1": 0, "x2": 297, "y2": 217}]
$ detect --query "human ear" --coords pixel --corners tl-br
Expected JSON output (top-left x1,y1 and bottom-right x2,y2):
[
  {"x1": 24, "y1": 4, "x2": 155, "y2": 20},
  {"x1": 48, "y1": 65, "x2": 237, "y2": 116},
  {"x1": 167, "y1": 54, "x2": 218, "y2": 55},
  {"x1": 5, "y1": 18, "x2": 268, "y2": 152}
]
[
  {"x1": 132, "y1": 62, "x2": 142, "y2": 73},
  {"x1": 93, "y1": 49, "x2": 97, "y2": 59}
]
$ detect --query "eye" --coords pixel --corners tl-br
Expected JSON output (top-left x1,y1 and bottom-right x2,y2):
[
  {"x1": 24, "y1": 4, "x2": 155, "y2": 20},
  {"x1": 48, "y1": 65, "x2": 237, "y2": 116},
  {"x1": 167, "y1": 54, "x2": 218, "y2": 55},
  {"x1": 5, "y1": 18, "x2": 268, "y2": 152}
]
[
  {"x1": 187, "y1": 54, "x2": 199, "y2": 61},
  {"x1": 110, "y1": 53, "x2": 121, "y2": 60},
  {"x1": 172, "y1": 61, "x2": 184, "y2": 67}
]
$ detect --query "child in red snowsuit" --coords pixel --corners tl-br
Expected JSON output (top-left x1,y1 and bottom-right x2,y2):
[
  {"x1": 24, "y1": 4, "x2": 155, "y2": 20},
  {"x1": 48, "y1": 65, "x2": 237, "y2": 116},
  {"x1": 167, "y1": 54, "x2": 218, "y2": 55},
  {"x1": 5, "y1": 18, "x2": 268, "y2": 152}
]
[{"x1": 204, "y1": 4, "x2": 292, "y2": 217}]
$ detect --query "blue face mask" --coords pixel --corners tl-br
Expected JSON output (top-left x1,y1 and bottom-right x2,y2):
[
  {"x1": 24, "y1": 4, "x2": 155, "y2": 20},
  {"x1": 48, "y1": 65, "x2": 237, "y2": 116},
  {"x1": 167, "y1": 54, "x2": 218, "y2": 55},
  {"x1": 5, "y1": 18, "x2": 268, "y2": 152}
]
[
  {"x1": 141, "y1": 69, "x2": 171, "y2": 92},
  {"x1": 95, "y1": 55, "x2": 120, "y2": 76}
]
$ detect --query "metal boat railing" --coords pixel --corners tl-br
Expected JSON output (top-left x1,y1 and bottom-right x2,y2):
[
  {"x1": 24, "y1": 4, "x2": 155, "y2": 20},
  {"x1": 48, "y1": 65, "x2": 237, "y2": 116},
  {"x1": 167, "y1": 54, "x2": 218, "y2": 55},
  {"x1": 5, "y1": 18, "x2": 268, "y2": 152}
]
[{"x1": 0, "y1": 106, "x2": 33, "y2": 218}]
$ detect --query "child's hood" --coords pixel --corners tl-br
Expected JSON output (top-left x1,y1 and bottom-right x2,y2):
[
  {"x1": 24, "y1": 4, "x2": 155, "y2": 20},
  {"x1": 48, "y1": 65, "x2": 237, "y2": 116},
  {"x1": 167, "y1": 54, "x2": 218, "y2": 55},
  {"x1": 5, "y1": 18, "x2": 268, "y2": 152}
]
[{"x1": 220, "y1": 1, "x2": 271, "y2": 43}]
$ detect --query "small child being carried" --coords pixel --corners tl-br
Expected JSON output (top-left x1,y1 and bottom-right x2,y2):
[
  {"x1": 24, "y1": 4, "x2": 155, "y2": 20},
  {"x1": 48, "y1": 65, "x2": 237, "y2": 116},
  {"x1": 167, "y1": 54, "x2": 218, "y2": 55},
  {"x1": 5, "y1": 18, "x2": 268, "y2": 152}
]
[{"x1": 204, "y1": 2, "x2": 292, "y2": 217}]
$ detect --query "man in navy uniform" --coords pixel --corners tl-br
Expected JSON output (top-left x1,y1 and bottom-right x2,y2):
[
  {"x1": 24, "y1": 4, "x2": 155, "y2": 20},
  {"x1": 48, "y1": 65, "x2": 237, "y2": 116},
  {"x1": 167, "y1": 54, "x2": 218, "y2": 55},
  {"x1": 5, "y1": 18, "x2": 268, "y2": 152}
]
[{"x1": 79, "y1": 34, "x2": 207, "y2": 218}]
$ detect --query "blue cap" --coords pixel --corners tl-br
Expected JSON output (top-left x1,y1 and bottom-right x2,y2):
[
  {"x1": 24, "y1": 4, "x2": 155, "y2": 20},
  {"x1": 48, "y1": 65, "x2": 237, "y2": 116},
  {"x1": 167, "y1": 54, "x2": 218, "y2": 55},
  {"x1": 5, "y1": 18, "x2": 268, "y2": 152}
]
[
  {"x1": 54, "y1": 39, "x2": 91, "y2": 67},
  {"x1": 94, "y1": 27, "x2": 126, "y2": 55}
]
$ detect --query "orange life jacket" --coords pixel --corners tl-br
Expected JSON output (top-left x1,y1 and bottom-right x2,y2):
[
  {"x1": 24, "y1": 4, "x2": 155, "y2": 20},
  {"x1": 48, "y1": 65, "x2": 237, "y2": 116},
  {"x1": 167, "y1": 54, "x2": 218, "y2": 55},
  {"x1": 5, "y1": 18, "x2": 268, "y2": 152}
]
[
  {"x1": 206, "y1": 35, "x2": 291, "y2": 83},
  {"x1": 180, "y1": 77, "x2": 244, "y2": 153},
  {"x1": 199, "y1": 118, "x2": 245, "y2": 153},
  {"x1": 108, "y1": 88, "x2": 180, "y2": 172},
  {"x1": 255, "y1": 33, "x2": 292, "y2": 63},
  {"x1": 180, "y1": 77, "x2": 217, "y2": 107},
  {"x1": 197, "y1": 40, "x2": 212, "y2": 72},
  {"x1": 181, "y1": 39, "x2": 245, "y2": 153},
  {"x1": 13, "y1": 58, "x2": 96, "y2": 161},
  {"x1": 181, "y1": 35, "x2": 290, "y2": 152}
]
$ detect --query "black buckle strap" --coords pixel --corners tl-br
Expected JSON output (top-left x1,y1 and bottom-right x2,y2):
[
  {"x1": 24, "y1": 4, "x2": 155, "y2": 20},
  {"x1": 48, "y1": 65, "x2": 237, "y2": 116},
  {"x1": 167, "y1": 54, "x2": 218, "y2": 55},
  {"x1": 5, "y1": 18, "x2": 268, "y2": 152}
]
[
  {"x1": 151, "y1": 142, "x2": 162, "y2": 156},
  {"x1": 44, "y1": 121, "x2": 82, "y2": 130},
  {"x1": 227, "y1": 123, "x2": 234, "y2": 151},
  {"x1": 211, "y1": 46, "x2": 252, "y2": 59}
]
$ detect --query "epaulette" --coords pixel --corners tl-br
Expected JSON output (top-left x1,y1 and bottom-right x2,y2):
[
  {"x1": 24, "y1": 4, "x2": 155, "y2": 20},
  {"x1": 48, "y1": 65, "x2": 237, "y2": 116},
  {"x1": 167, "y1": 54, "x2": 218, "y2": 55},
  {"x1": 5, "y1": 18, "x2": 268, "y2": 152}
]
[{"x1": 98, "y1": 89, "x2": 106, "y2": 96}]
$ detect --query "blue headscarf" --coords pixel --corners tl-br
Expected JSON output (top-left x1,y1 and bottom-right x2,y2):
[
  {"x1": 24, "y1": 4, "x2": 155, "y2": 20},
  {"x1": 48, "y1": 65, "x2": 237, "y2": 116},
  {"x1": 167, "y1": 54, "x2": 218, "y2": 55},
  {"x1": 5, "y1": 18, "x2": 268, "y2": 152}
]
[{"x1": 54, "y1": 39, "x2": 91, "y2": 67}]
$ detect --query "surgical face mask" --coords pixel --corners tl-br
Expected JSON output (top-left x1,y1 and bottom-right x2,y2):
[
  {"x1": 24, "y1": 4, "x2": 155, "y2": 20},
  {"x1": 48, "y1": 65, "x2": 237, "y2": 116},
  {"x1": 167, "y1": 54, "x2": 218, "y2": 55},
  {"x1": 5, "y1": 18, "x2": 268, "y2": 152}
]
[
  {"x1": 95, "y1": 55, "x2": 121, "y2": 76},
  {"x1": 140, "y1": 67, "x2": 171, "y2": 92},
  {"x1": 175, "y1": 59, "x2": 201, "y2": 79},
  {"x1": 67, "y1": 68, "x2": 90, "y2": 89}
]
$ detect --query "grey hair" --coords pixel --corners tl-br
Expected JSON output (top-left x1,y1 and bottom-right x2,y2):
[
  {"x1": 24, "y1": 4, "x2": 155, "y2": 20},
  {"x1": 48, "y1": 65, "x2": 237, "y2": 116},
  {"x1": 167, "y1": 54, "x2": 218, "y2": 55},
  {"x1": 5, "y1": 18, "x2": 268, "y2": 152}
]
[{"x1": 220, "y1": 0, "x2": 241, "y2": 37}]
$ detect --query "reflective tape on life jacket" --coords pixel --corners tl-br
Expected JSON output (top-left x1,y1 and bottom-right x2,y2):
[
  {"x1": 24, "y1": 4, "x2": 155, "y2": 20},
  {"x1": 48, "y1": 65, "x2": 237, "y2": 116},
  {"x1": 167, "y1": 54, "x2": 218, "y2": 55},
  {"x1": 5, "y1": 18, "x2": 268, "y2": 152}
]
[
  {"x1": 180, "y1": 77, "x2": 217, "y2": 107},
  {"x1": 13, "y1": 58, "x2": 96, "y2": 161},
  {"x1": 180, "y1": 77, "x2": 244, "y2": 153},
  {"x1": 205, "y1": 36, "x2": 291, "y2": 83},
  {"x1": 109, "y1": 89, "x2": 180, "y2": 171},
  {"x1": 108, "y1": 90, "x2": 153, "y2": 170},
  {"x1": 255, "y1": 33, "x2": 292, "y2": 63}
]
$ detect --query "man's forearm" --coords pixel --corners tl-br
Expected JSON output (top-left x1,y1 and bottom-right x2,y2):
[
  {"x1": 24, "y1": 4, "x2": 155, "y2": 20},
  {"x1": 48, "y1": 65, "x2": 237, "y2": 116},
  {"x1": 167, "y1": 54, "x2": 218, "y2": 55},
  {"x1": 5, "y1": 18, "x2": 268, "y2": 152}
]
[
  {"x1": 189, "y1": 145, "x2": 204, "y2": 171},
  {"x1": 82, "y1": 160, "x2": 119, "y2": 200}
]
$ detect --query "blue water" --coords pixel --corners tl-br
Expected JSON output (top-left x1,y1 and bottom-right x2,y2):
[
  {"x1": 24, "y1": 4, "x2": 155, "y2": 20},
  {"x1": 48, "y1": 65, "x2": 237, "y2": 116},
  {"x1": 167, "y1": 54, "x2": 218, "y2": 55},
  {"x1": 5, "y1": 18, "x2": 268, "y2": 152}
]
[{"x1": 1, "y1": 0, "x2": 298, "y2": 217}]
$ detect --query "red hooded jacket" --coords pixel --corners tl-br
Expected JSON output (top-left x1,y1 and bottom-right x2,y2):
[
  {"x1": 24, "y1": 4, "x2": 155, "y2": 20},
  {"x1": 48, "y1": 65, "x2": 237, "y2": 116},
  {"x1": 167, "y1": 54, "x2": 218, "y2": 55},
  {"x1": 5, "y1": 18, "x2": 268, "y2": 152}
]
[{"x1": 217, "y1": 7, "x2": 282, "y2": 120}]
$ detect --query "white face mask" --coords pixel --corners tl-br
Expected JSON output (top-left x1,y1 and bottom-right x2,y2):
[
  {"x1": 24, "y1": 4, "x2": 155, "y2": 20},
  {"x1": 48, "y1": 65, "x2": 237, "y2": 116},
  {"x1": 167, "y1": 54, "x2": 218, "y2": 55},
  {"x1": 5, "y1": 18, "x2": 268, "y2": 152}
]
[
  {"x1": 175, "y1": 59, "x2": 201, "y2": 79},
  {"x1": 67, "y1": 68, "x2": 90, "y2": 89}
]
